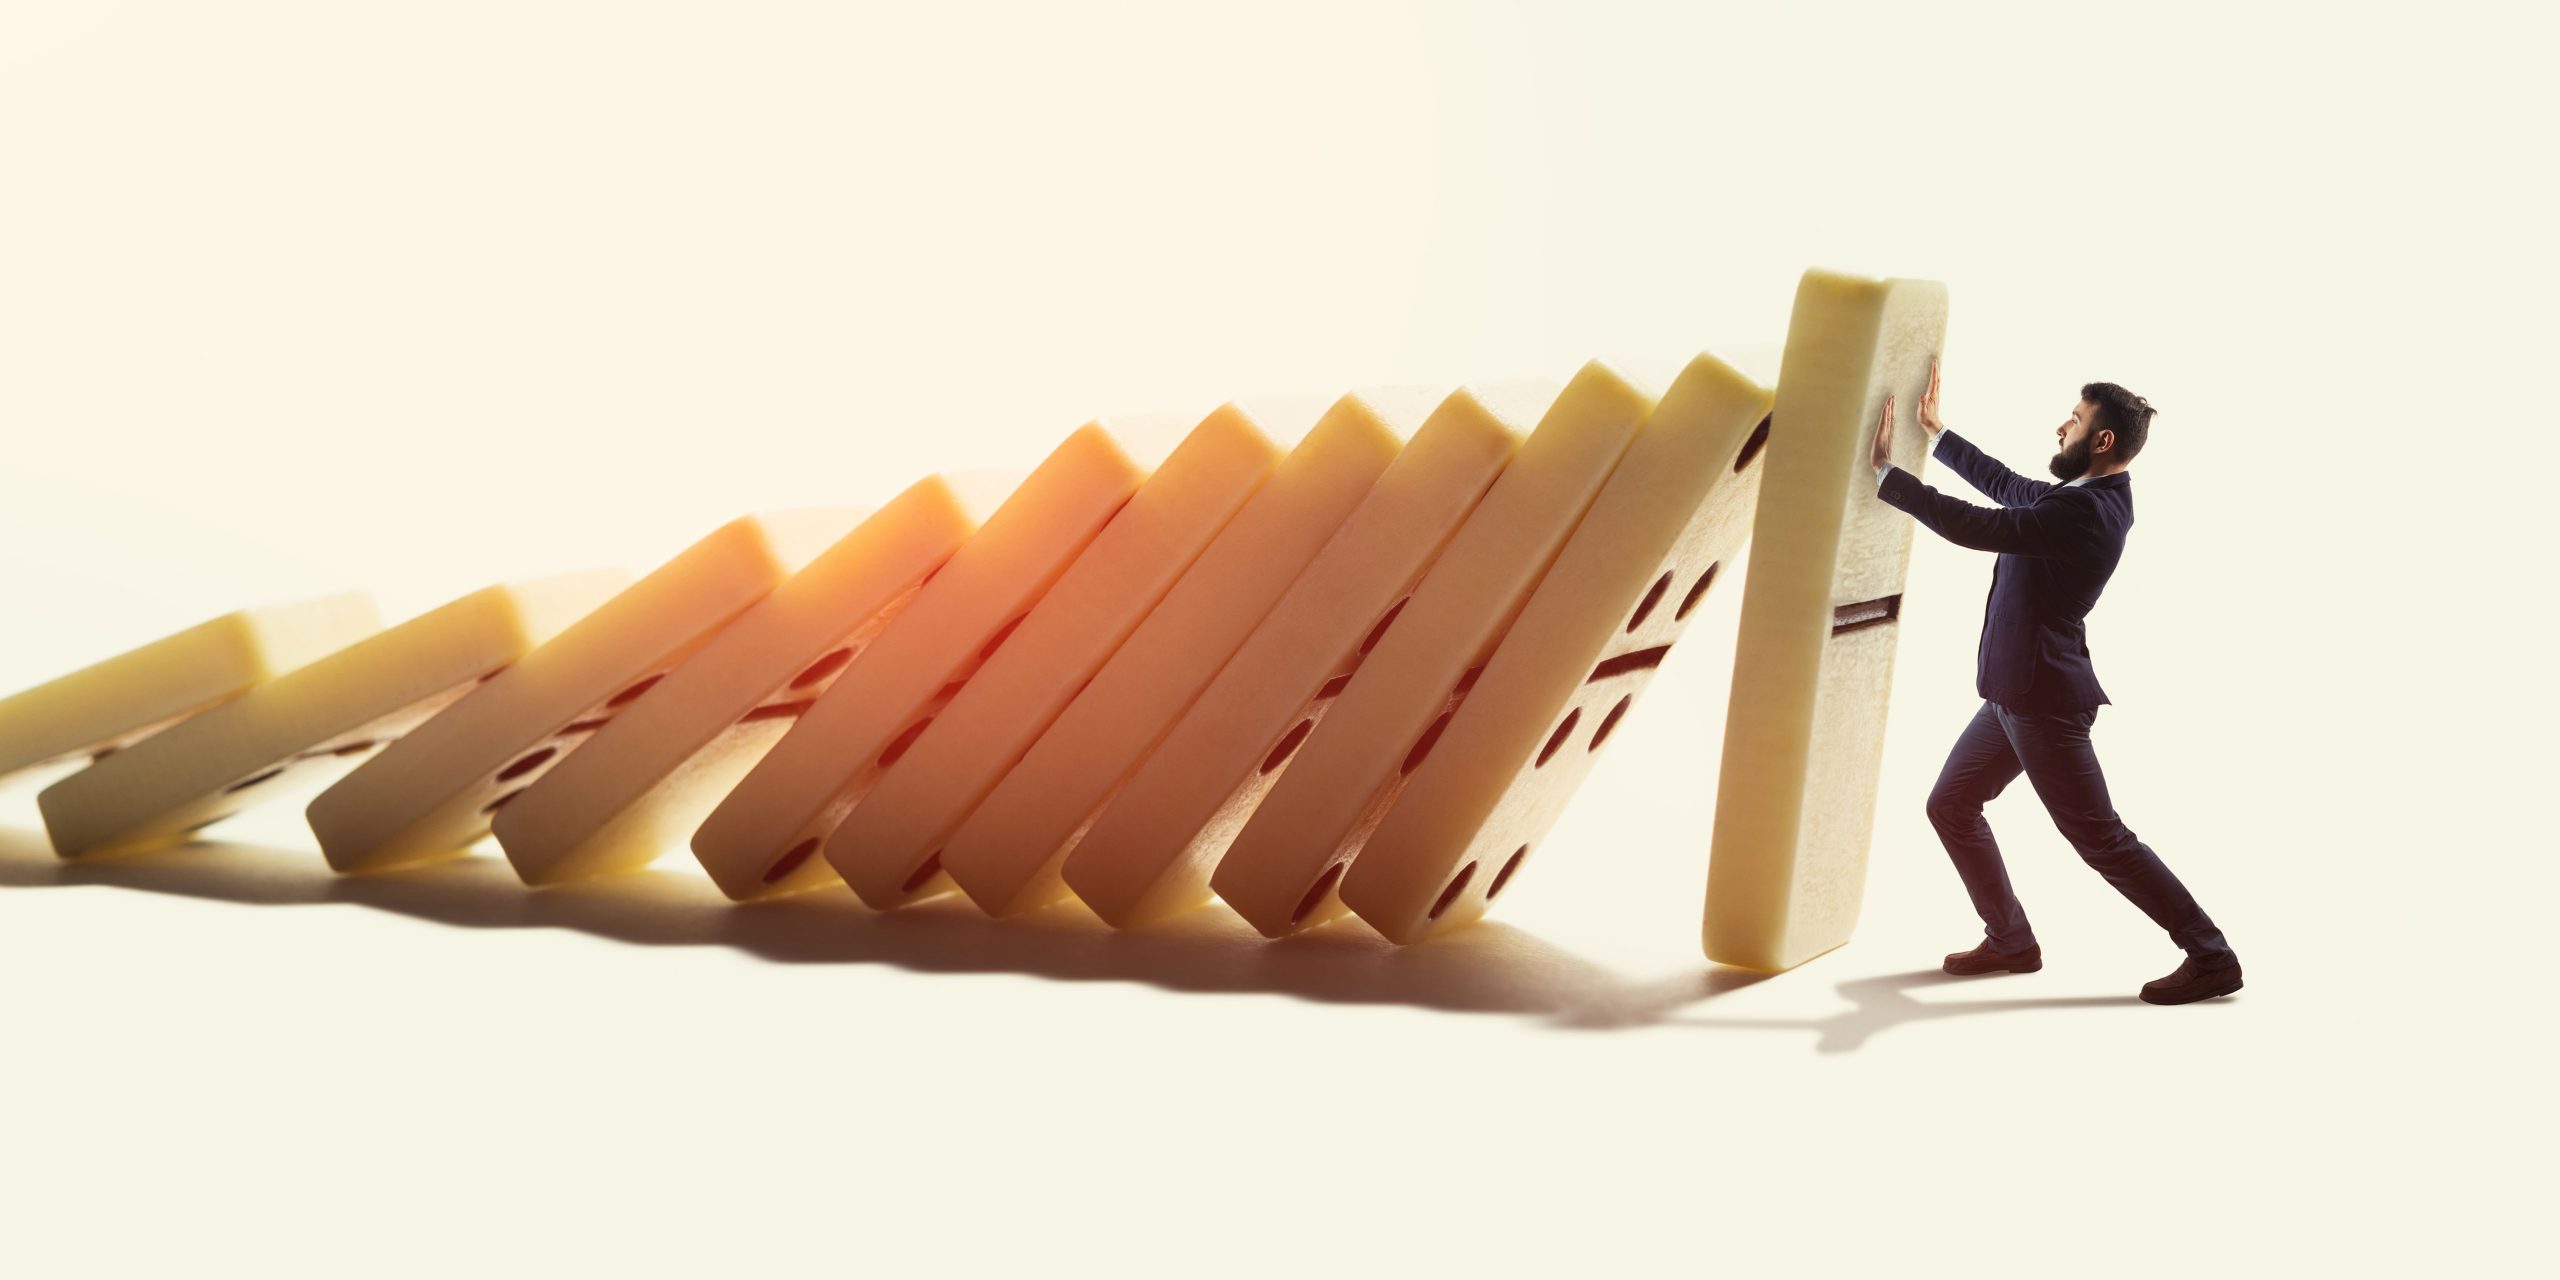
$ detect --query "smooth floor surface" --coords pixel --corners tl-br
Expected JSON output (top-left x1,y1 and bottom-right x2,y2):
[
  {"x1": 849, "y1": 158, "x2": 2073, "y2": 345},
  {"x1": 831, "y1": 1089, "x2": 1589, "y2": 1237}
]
[{"x1": 0, "y1": 550, "x2": 2513, "y2": 1275}]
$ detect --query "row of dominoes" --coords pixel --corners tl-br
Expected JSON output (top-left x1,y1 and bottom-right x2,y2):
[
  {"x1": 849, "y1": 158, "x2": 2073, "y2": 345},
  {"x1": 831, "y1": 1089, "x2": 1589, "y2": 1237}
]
[{"x1": 0, "y1": 269, "x2": 1944, "y2": 969}]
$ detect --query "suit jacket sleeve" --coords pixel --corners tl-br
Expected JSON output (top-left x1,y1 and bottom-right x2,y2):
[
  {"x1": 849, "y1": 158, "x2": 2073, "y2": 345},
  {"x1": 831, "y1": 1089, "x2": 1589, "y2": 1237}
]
[
  {"x1": 1878, "y1": 464, "x2": 2098, "y2": 560},
  {"x1": 1931, "y1": 429, "x2": 2055, "y2": 508}
]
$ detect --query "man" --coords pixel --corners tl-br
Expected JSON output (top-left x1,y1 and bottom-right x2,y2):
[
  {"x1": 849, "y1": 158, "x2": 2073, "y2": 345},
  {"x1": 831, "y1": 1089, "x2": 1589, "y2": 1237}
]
[{"x1": 1870, "y1": 360, "x2": 2240, "y2": 1005}]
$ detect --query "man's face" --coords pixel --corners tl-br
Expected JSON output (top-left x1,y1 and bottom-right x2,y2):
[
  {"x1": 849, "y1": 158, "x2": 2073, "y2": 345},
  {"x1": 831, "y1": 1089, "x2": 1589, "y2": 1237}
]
[{"x1": 2049, "y1": 399, "x2": 2111, "y2": 481}]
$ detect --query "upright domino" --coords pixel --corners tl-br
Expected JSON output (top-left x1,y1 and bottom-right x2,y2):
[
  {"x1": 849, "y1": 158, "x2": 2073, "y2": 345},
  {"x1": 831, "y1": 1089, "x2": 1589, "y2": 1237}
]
[
  {"x1": 1340, "y1": 355, "x2": 1774, "y2": 941},
  {"x1": 491, "y1": 476, "x2": 998, "y2": 885},
  {"x1": 938, "y1": 392, "x2": 1428, "y2": 917},
  {"x1": 37, "y1": 575, "x2": 625, "y2": 859},
  {"x1": 1703, "y1": 268, "x2": 1946, "y2": 971},
  {"x1": 306, "y1": 511, "x2": 865, "y2": 873},
  {"x1": 689, "y1": 423, "x2": 1154, "y2": 901},
  {"x1": 1060, "y1": 382, "x2": 1546, "y2": 929},
  {"x1": 0, "y1": 594, "x2": 381, "y2": 783},
  {"x1": 824, "y1": 405, "x2": 1289, "y2": 910},
  {"x1": 1212, "y1": 361, "x2": 1653, "y2": 938}
]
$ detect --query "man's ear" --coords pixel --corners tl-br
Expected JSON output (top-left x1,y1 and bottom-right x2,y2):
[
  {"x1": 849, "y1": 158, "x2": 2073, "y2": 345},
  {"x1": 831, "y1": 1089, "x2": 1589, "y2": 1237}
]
[{"x1": 2094, "y1": 428, "x2": 2115, "y2": 457}]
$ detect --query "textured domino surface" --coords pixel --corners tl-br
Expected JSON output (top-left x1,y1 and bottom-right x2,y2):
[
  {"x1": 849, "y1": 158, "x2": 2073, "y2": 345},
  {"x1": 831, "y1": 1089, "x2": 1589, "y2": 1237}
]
[
  {"x1": 306, "y1": 511, "x2": 863, "y2": 873},
  {"x1": 688, "y1": 423, "x2": 1153, "y2": 901},
  {"x1": 1059, "y1": 382, "x2": 1545, "y2": 929},
  {"x1": 1341, "y1": 354, "x2": 1773, "y2": 942},
  {"x1": 941, "y1": 391, "x2": 1427, "y2": 917},
  {"x1": 491, "y1": 477, "x2": 995, "y2": 885},
  {"x1": 0, "y1": 594, "x2": 381, "y2": 782},
  {"x1": 1703, "y1": 268, "x2": 1946, "y2": 971},
  {"x1": 1212, "y1": 361, "x2": 1654, "y2": 939},
  {"x1": 38, "y1": 574, "x2": 624, "y2": 859},
  {"x1": 824, "y1": 406, "x2": 1286, "y2": 910}
]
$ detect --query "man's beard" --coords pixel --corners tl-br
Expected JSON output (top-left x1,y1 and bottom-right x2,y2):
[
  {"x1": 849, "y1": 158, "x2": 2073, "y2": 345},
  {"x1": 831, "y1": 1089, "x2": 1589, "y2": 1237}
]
[{"x1": 2048, "y1": 433, "x2": 2097, "y2": 481}]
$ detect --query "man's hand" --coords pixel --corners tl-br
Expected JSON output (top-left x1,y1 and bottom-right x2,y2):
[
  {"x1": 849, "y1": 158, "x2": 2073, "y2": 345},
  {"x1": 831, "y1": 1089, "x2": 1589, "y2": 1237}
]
[
  {"x1": 1917, "y1": 356, "x2": 1946, "y2": 438},
  {"x1": 1871, "y1": 391, "x2": 1897, "y2": 474}
]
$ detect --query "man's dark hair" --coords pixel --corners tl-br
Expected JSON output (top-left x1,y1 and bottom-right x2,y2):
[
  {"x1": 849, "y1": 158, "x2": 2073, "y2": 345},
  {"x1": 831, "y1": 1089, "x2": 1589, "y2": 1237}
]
[{"x1": 2081, "y1": 381, "x2": 2155, "y2": 463}]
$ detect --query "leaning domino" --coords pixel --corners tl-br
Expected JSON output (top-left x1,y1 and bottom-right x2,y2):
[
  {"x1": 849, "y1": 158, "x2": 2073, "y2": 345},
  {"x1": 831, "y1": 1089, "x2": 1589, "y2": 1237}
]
[
  {"x1": 1059, "y1": 381, "x2": 1543, "y2": 930},
  {"x1": 939, "y1": 392, "x2": 1428, "y2": 918},
  {"x1": 1702, "y1": 267, "x2": 1946, "y2": 971},
  {"x1": 0, "y1": 594, "x2": 380, "y2": 783},
  {"x1": 1341, "y1": 353, "x2": 1773, "y2": 942},
  {"x1": 1212, "y1": 361, "x2": 1653, "y2": 939},
  {"x1": 307, "y1": 511, "x2": 864, "y2": 873},
  {"x1": 689, "y1": 421, "x2": 1159, "y2": 901},
  {"x1": 824, "y1": 402, "x2": 1291, "y2": 910},
  {"x1": 38, "y1": 573, "x2": 623, "y2": 859},
  {"x1": 491, "y1": 477, "x2": 997, "y2": 885}
]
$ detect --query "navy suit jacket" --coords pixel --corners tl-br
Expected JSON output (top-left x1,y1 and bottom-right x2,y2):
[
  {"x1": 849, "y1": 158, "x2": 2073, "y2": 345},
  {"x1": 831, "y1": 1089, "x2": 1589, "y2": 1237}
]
[{"x1": 1877, "y1": 429, "x2": 2132, "y2": 712}]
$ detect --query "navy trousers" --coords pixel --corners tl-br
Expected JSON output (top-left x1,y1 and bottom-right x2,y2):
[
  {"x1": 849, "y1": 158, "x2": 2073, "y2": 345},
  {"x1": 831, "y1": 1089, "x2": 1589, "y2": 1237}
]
[{"x1": 1925, "y1": 699, "x2": 2236, "y2": 967}]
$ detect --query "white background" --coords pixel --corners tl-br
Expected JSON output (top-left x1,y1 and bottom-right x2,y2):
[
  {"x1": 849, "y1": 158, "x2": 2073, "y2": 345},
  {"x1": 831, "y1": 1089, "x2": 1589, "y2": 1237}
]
[{"x1": 1, "y1": 2, "x2": 2545, "y2": 1274}]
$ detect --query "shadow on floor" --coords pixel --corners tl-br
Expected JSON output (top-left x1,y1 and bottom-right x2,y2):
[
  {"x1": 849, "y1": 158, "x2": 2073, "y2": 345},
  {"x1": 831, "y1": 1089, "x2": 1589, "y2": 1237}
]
[
  {"x1": 0, "y1": 825, "x2": 1767, "y2": 1028},
  {"x1": 2, "y1": 827, "x2": 2177, "y2": 1045},
  {"x1": 1676, "y1": 967, "x2": 2162, "y2": 1052}
]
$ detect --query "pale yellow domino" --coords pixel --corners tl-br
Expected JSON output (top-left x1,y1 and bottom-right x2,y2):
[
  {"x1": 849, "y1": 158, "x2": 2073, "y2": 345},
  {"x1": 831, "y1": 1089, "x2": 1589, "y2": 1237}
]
[
  {"x1": 38, "y1": 574, "x2": 626, "y2": 860},
  {"x1": 690, "y1": 423, "x2": 1154, "y2": 901},
  {"x1": 1703, "y1": 268, "x2": 1947, "y2": 972},
  {"x1": 940, "y1": 391, "x2": 1430, "y2": 917},
  {"x1": 490, "y1": 476, "x2": 999, "y2": 885},
  {"x1": 0, "y1": 594, "x2": 381, "y2": 782},
  {"x1": 1213, "y1": 361, "x2": 1655, "y2": 938},
  {"x1": 1060, "y1": 383, "x2": 1547, "y2": 929},
  {"x1": 306, "y1": 510, "x2": 864, "y2": 873},
  {"x1": 825, "y1": 406, "x2": 1288, "y2": 910},
  {"x1": 1341, "y1": 355, "x2": 1775, "y2": 942}
]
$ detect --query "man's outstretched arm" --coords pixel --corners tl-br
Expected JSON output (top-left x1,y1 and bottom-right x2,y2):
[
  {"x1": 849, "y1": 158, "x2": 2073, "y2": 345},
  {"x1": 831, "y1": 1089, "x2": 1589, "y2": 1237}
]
[
  {"x1": 1876, "y1": 466, "x2": 2095, "y2": 559},
  {"x1": 1930, "y1": 428, "x2": 2056, "y2": 508},
  {"x1": 1872, "y1": 375, "x2": 2091, "y2": 558}
]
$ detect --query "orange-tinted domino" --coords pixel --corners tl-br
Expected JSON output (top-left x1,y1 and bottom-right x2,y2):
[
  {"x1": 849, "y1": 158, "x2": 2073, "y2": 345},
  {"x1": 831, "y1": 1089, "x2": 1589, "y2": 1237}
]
[
  {"x1": 939, "y1": 392, "x2": 1429, "y2": 917},
  {"x1": 1210, "y1": 360, "x2": 1658, "y2": 938},
  {"x1": 491, "y1": 477, "x2": 998, "y2": 885},
  {"x1": 1059, "y1": 382, "x2": 1547, "y2": 929},
  {"x1": 688, "y1": 422, "x2": 1155, "y2": 901},
  {"x1": 823, "y1": 405, "x2": 1289, "y2": 910}
]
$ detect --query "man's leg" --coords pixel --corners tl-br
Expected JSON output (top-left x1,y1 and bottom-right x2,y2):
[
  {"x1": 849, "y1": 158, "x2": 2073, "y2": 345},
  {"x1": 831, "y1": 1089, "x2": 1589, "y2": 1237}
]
[
  {"x1": 1992, "y1": 702, "x2": 2237, "y2": 968},
  {"x1": 1925, "y1": 700, "x2": 2037, "y2": 952}
]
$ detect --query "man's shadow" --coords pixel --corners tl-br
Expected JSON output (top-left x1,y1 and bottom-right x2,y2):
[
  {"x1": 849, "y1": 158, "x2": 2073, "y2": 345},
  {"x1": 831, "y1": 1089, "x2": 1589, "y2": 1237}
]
[
  {"x1": 1678, "y1": 969, "x2": 2149, "y2": 1052},
  {"x1": 0, "y1": 825, "x2": 2146, "y2": 1042}
]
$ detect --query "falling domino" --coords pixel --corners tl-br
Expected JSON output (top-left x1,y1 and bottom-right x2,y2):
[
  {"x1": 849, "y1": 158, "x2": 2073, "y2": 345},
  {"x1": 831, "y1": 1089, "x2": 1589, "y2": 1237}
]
[
  {"x1": 1340, "y1": 354, "x2": 1774, "y2": 941},
  {"x1": 1058, "y1": 382, "x2": 1546, "y2": 930},
  {"x1": 36, "y1": 574, "x2": 626, "y2": 860},
  {"x1": 939, "y1": 391, "x2": 1431, "y2": 918},
  {"x1": 489, "y1": 477, "x2": 1003, "y2": 885},
  {"x1": 1212, "y1": 361, "x2": 1654, "y2": 938},
  {"x1": 0, "y1": 594, "x2": 382, "y2": 784},
  {"x1": 7, "y1": 261, "x2": 1948, "y2": 976},
  {"x1": 305, "y1": 511, "x2": 866, "y2": 873},
  {"x1": 1703, "y1": 268, "x2": 1947, "y2": 972},
  {"x1": 824, "y1": 403, "x2": 1294, "y2": 910},
  {"x1": 689, "y1": 421, "x2": 1159, "y2": 901}
]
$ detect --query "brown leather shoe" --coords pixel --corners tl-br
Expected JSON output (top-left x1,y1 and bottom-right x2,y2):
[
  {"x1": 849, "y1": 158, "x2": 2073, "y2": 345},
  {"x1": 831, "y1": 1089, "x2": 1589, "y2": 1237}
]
[
  {"x1": 1942, "y1": 940, "x2": 2042, "y2": 975},
  {"x1": 2139, "y1": 957, "x2": 2244, "y2": 1005}
]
